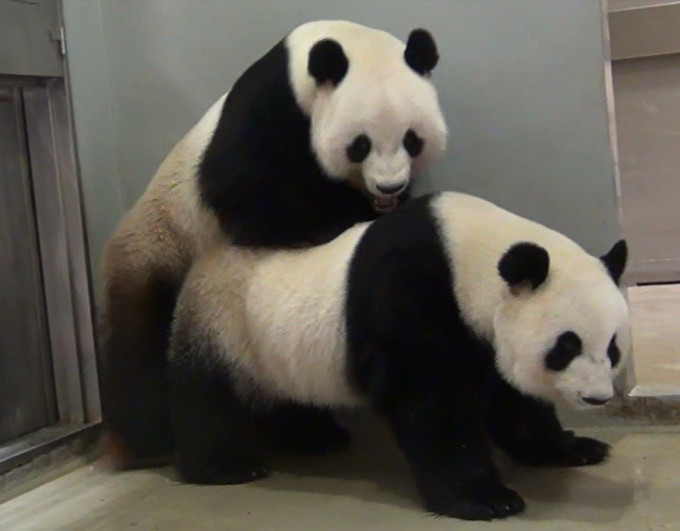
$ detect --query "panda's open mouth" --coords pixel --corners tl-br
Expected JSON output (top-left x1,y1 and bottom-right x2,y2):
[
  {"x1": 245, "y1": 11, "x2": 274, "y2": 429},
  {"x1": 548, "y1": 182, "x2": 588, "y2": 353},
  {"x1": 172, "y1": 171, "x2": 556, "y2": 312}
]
[
  {"x1": 373, "y1": 195, "x2": 400, "y2": 212},
  {"x1": 349, "y1": 170, "x2": 405, "y2": 213}
]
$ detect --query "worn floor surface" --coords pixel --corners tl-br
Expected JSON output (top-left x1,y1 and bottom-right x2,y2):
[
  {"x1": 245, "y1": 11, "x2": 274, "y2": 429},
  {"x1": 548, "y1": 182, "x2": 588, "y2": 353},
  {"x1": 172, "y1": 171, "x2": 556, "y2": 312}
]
[{"x1": 1, "y1": 421, "x2": 680, "y2": 530}]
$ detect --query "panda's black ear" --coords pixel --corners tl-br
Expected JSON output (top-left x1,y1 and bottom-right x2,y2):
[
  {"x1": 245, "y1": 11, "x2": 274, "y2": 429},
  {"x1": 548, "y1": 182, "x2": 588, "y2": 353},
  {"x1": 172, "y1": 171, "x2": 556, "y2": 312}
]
[
  {"x1": 404, "y1": 29, "x2": 439, "y2": 75},
  {"x1": 308, "y1": 39, "x2": 349, "y2": 86},
  {"x1": 498, "y1": 242, "x2": 550, "y2": 292},
  {"x1": 600, "y1": 239, "x2": 628, "y2": 285}
]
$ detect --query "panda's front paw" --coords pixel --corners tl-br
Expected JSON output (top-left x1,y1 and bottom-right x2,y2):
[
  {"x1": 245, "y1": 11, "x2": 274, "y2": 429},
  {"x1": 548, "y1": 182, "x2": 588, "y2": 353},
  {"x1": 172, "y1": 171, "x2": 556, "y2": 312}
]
[
  {"x1": 516, "y1": 432, "x2": 611, "y2": 467},
  {"x1": 423, "y1": 480, "x2": 526, "y2": 521},
  {"x1": 559, "y1": 435, "x2": 610, "y2": 466}
]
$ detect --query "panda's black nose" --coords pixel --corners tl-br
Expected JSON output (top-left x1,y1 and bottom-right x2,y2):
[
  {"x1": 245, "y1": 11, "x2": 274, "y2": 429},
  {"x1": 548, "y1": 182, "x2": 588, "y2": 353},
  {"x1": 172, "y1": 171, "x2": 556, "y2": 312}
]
[
  {"x1": 582, "y1": 396, "x2": 610, "y2": 406},
  {"x1": 376, "y1": 183, "x2": 406, "y2": 195}
]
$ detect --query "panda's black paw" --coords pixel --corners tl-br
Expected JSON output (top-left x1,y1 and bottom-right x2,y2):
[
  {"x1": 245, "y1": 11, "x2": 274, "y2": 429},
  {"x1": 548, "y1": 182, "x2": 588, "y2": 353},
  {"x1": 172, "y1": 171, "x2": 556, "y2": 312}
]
[
  {"x1": 514, "y1": 432, "x2": 611, "y2": 467},
  {"x1": 559, "y1": 436, "x2": 610, "y2": 466},
  {"x1": 178, "y1": 459, "x2": 271, "y2": 485},
  {"x1": 424, "y1": 480, "x2": 526, "y2": 521}
]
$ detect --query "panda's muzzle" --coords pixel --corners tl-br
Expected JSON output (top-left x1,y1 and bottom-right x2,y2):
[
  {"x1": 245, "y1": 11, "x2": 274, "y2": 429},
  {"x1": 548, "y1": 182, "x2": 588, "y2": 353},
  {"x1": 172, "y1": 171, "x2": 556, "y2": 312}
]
[
  {"x1": 373, "y1": 196, "x2": 399, "y2": 212},
  {"x1": 372, "y1": 182, "x2": 407, "y2": 212},
  {"x1": 376, "y1": 182, "x2": 407, "y2": 195},
  {"x1": 580, "y1": 396, "x2": 610, "y2": 406}
]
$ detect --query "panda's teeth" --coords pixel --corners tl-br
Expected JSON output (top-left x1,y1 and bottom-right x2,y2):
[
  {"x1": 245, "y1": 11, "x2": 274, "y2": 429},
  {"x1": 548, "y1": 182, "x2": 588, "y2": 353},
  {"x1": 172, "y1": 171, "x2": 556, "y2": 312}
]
[{"x1": 373, "y1": 196, "x2": 398, "y2": 213}]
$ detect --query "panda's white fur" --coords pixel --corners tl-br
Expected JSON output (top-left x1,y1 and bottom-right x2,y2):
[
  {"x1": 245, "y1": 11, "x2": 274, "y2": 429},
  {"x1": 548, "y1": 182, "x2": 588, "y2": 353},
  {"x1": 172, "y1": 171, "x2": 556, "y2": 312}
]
[
  {"x1": 184, "y1": 224, "x2": 369, "y2": 407},
  {"x1": 100, "y1": 20, "x2": 446, "y2": 465},
  {"x1": 289, "y1": 21, "x2": 446, "y2": 195},
  {"x1": 169, "y1": 191, "x2": 629, "y2": 518},
  {"x1": 432, "y1": 195, "x2": 630, "y2": 408},
  {"x1": 173, "y1": 192, "x2": 629, "y2": 411},
  {"x1": 103, "y1": 95, "x2": 226, "y2": 279}
]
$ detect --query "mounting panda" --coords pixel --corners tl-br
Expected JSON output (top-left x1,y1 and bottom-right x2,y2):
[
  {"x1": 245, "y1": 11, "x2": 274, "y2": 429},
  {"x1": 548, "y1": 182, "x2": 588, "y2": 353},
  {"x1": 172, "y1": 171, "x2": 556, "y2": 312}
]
[
  {"x1": 168, "y1": 192, "x2": 630, "y2": 521},
  {"x1": 100, "y1": 20, "x2": 447, "y2": 466}
]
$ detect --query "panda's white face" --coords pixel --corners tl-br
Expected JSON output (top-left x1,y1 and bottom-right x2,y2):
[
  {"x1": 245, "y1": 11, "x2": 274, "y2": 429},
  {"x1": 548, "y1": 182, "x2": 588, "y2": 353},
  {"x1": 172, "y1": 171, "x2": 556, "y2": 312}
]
[
  {"x1": 286, "y1": 21, "x2": 447, "y2": 212},
  {"x1": 493, "y1": 252, "x2": 631, "y2": 410},
  {"x1": 310, "y1": 72, "x2": 446, "y2": 210}
]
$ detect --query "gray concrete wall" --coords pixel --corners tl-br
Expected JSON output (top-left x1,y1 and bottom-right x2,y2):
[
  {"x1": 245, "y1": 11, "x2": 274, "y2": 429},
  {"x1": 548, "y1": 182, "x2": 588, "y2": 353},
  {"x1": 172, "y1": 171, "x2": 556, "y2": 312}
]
[
  {"x1": 62, "y1": 0, "x2": 620, "y2": 275},
  {"x1": 62, "y1": 0, "x2": 124, "y2": 277}
]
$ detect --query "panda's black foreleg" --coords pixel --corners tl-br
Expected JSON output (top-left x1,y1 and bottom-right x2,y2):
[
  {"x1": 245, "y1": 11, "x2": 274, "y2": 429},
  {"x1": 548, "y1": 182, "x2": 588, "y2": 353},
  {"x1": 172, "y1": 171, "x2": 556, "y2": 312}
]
[
  {"x1": 485, "y1": 373, "x2": 610, "y2": 467},
  {"x1": 256, "y1": 403, "x2": 351, "y2": 455},
  {"x1": 380, "y1": 392, "x2": 525, "y2": 521},
  {"x1": 168, "y1": 341, "x2": 270, "y2": 485}
]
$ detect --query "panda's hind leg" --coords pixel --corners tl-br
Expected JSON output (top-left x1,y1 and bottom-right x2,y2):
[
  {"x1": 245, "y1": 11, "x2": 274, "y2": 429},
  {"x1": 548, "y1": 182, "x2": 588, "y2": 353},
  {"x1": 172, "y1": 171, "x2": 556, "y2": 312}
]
[
  {"x1": 100, "y1": 272, "x2": 178, "y2": 469},
  {"x1": 168, "y1": 333, "x2": 270, "y2": 485},
  {"x1": 256, "y1": 403, "x2": 351, "y2": 455}
]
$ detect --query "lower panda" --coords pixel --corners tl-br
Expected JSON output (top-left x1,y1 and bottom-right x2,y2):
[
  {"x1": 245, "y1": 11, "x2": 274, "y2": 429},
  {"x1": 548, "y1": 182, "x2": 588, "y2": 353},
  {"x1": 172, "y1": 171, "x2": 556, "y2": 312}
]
[{"x1": 168, "y1": 192, "x2": 630, "y2": 521}]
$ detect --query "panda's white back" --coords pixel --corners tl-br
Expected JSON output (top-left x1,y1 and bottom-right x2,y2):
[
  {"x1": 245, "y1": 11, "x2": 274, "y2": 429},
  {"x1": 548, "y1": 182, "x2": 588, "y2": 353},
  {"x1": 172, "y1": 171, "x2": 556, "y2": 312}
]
[
  {"x1": 109, "y1": 94, "x2": 227, "y2": 269},
  {"x1": 197, "y1": 223, "x2": 370, "y2": 407},
  {"x1": 142, "y1": 94, "x2": 227, "y2": 247}
]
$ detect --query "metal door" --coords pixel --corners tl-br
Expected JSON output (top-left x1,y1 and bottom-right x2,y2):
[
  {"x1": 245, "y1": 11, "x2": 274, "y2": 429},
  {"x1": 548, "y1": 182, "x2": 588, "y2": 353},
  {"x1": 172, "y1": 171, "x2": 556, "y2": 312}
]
[
  {"x1": 0, "y1": 87, "x2": 56, "y2": 443},
  {"x1": 0, "y1": 0, "x2": 63, "y2": 77}
]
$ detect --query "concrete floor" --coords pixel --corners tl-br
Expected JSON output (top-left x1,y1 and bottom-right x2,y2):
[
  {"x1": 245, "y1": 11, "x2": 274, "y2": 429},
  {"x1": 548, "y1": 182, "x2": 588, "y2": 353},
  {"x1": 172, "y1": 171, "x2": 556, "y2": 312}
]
[{"x1": 1, "y1": 420, "x2": 680, "y2": 530}]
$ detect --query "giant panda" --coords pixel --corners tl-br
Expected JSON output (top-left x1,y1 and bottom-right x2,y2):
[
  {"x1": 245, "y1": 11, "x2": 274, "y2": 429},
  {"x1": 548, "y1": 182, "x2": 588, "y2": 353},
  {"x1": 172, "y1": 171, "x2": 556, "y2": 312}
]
[
  {"x1": 168, "y1": 191, "x2": 630, "y2": 521},
  {"x1": 100, "y1": 20, "x2": 447, "y2": 466}
]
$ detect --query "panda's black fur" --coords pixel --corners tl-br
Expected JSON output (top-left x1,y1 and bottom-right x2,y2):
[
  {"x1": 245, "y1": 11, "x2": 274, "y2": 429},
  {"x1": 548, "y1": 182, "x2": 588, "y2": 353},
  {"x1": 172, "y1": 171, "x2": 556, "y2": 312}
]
[
  {"x1": 199, "y1": 39, "x2": 375, "y2": 248},
  {"x1": 346, "y1": 197, "x2": 612, "y2": 519},
  {"x1": 99, "y1": 20, "x2": 446, "y2": 468},
  {"x1": 167, "y1": 192, "x2": 629, "y2": 521}
]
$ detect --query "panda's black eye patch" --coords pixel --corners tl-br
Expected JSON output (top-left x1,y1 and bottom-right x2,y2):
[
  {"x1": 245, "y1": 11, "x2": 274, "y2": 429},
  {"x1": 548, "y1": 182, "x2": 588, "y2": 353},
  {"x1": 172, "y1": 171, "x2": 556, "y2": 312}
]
[
  {"x1": 403, "y1": 129, "x2": 424, "y2": 158},
  {"x1": 346, "y1": 134, "x2": 372, "y2": 163},
  {"x1": 608, "y1": 336, "x2": 621, "y2": 367},
  {"x1": 545, "y1": 331, "x2": 582, "y2": 372}
]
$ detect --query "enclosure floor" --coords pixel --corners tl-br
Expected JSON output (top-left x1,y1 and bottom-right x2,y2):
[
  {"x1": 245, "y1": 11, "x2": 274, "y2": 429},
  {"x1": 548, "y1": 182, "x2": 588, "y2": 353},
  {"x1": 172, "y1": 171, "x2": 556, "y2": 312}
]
[
  {"x1": 629, "y1": 284, "x2": 680, "y2": 393},
  {"x1": 1, "y1": 422, "x2": 680, "y2": 530}
]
